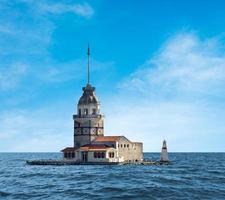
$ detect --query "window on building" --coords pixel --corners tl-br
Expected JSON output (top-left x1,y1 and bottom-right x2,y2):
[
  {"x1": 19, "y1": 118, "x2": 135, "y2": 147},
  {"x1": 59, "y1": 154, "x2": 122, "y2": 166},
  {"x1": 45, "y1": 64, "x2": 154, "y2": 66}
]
[
  {"x1": 127, "y1": 144, "x2": 129, "y2": 148},
  {"x1": 94, "y1": 152, "x2": 105, "y2": 158},
  {"x1": 84, "y1": 109, "x2": 88, "y2": 115},
  {"x1": 78, "y1": 109, "x2": 81, "y2": 115},
  {"x1": 97, "y1": 152, "x2": 101, "y2": 158},
  {"x1": 121, "y1": 144, "x2": 123, "y2": 148},
  {"x1": 101, "y1": 152, "x2": 105, "y2": 158},
  {"x1": 92, "y1": 109, "x2": 96, "y2": 115},
  {"x1": 111, "y1": 144, "x2": 115, "y2": 148},
  {"x1": 68, "y1": 152, "x2": 71, "y2": 158},
  {"x1": 64, "y1": 152, "x2": 67, "y2": 158},
  {"x1": 124, "y1": 144, "x2": 126, "y2": 148},
  {"x1": 71, "y1": 152, "x2": 75, "y2": 158},
  {"x1": 94, "y1": 152, "x2": 97, "y2": 158},
  {"x1": 109, "y1": 152, "x2": 114, "y2": 158}
]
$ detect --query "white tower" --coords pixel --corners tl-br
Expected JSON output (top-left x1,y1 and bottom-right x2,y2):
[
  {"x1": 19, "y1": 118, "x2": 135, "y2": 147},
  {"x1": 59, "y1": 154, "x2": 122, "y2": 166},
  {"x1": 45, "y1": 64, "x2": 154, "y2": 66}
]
[
  {"x1": 160, "y1": 140, "x2": 169, "y2": 162},
  {"x1": 73, "y1": 46, "x2": 104, "y2": 148}
]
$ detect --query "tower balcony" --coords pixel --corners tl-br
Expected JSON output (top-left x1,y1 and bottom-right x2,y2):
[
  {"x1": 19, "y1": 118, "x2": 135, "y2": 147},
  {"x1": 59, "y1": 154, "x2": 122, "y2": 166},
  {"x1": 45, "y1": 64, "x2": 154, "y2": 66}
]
[{"x1": 73, "y1": 114, "x2": 104, "y2": 120}]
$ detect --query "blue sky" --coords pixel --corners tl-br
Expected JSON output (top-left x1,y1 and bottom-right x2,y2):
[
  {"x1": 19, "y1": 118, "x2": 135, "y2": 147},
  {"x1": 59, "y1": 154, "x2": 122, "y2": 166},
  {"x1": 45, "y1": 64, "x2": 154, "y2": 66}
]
[{"x1": 1, "y1": 0, "x2": 225, "y2": 152}]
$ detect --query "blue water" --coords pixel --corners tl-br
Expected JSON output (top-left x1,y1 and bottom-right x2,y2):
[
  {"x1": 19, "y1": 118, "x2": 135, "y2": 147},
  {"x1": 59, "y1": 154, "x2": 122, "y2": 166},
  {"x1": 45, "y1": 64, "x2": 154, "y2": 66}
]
[{"x1": 0, "y1": 153, "x2": 225, "y2": 200}]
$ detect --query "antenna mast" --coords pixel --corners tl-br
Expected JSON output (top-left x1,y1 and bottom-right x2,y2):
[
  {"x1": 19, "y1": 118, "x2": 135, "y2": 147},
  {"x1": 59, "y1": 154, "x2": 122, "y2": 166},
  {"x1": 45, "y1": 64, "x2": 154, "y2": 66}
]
[{"x1": 87, "y1": 44, "x2": 90, "y2": 85}]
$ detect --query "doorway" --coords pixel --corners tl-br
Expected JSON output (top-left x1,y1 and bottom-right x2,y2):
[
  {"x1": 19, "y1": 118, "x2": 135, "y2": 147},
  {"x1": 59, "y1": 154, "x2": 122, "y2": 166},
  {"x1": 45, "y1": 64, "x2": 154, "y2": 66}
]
[{"x1": 82, "y1": 152, "x2": 88, "y2": 162}]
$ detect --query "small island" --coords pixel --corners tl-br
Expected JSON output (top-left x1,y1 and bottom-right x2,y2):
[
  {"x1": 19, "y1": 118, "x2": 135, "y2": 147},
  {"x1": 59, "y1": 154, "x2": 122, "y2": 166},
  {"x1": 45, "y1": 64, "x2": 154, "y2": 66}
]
[{"x1": 27, "y1": 46, "x2": 168, "y2": 166}]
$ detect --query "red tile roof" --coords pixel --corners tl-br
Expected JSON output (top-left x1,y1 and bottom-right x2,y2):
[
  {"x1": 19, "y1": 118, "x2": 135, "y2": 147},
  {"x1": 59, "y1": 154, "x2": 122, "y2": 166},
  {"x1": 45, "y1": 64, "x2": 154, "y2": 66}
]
[
  {"x1": 79, "y1": 144, "x2": 112, "y2": 151},
  {"x1": 94, "y1": 136, "x2": 122, "y2": 142},
  {"x1": 61, "y1": 147, "x2": 76, "y2": 152}
]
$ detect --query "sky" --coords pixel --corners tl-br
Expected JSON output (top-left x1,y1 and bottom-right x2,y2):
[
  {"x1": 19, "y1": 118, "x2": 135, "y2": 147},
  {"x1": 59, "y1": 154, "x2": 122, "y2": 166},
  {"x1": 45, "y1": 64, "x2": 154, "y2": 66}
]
[{"x1": 1, "y1": 0, "x2": 225, "y2": 152}]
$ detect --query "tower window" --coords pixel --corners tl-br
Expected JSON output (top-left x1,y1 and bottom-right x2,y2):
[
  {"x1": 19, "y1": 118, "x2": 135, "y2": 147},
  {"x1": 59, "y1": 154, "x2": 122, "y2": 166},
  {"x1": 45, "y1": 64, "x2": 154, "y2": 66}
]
[
  {"x1": 84, "y1": 109, "x2": 88, "y2": 115},
  {"x1": 92, "y1": 109, "x2": 96, "y2": 115},
  {"x1": 78, "y1": 109, "x2": 81, "y2": 115}
]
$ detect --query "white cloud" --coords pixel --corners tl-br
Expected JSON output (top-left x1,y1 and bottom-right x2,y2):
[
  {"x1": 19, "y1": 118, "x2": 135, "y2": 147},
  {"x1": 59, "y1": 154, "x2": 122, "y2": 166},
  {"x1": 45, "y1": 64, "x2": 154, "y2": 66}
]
[
  {"x1": 0, "y1": 1, "x2": 95, "y2": 91},
  {"x1": 120, "y1": 33, "x2": 225, "y2": 96},
  {"x1": 36, "y1": 59, "x2": 114, "y2": 83},
  {"x1": 0, "y1": 62, "x2": 27, "y2": 90},
  {"x1": 109, "y1": 32, "x2": 225, "y2": 152},
  {"x1": 0, "y1": 3, "x2": 53, "y2": 57},
  {"x1": 0, "y1": 1, "x2": 94, "y2": 56},
  {"x1": 0, "y1": 107, "x2": 73, "y2": 152},
  {"x1": 38, "y1": 2, "x2": 94, "y2": 18}
]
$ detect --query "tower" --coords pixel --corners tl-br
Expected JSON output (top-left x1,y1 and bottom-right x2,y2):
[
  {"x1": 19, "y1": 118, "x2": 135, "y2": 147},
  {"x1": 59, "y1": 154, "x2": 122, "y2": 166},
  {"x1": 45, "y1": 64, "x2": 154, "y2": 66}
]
[
  {"x1": 160, "y1": 140, "x2": 169, "y2": 162},
  {"x1": 73, "y1": 46, "x2": 104, "y2": 148}
]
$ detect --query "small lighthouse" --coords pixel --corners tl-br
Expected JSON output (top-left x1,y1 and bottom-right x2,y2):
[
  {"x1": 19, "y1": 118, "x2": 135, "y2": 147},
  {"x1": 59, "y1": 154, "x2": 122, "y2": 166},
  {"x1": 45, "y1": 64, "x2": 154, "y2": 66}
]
[{"x1": 160, "y1": 140, "x2": 169, "y2": 162}]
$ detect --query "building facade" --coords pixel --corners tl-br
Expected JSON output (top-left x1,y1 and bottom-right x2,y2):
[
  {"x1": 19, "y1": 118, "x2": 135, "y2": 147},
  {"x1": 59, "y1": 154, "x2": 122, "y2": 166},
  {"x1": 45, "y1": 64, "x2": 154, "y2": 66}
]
[{"x1": 62, "y1": 47, "x2": 143, "y2": 163}]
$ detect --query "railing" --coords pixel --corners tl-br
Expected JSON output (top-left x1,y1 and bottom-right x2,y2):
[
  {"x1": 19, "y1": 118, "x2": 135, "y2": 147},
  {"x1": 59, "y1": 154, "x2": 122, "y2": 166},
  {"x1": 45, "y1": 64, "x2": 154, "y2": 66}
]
[{"x1": 73, "y1": 114, "x2": 104, "y2": 119}]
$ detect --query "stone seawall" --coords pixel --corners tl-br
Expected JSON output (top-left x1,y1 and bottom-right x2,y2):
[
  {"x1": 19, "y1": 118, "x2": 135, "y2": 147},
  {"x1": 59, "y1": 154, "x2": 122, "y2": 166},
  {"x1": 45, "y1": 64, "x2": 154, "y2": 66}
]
[{"x1": 26, "y1": 159, "x2": 170, "y2": 166}]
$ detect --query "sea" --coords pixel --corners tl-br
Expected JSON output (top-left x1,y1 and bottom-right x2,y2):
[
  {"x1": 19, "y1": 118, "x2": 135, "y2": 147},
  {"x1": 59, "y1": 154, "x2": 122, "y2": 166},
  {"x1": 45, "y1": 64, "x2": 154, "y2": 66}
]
[{"x1": 0, "y1": 153, "x2": 225, "y2": 200}]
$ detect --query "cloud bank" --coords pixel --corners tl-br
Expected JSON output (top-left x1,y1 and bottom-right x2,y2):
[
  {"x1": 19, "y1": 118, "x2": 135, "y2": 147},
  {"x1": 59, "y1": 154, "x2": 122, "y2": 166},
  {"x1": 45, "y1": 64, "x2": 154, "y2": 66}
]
[
  {"x1": 120, "y1": 33, "x2": 225, "y2": 97},
  {"x1": 105, "y1": 32, "x2": 225, "y2": 152},
  {"x1": 1, "y1": 26, "x2": 225, "y2": 151}
]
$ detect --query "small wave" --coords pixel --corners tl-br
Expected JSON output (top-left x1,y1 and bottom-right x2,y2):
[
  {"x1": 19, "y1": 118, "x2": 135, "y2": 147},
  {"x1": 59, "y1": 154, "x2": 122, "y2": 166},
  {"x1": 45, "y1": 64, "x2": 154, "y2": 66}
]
[
  {"x1": 0, "y1": 191, "x2": 11, "y2": 197},
  {"x1": 207, "y1": 169, "x2": 224, "y2": 175},
  {"x1": 97, "y1": 186, "x2": 127, "y2": 193}
]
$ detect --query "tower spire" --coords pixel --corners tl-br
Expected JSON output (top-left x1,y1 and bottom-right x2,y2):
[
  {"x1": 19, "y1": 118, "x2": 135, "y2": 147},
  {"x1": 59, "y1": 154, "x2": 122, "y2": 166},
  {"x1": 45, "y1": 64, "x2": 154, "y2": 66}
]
[{"x1": 87, "y1": 44, "x2": 90, "y2": 85}]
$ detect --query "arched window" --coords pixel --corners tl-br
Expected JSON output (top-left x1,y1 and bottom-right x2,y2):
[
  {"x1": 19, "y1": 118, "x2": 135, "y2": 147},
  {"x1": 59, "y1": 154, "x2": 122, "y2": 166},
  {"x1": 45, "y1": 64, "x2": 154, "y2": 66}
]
[
  {"x1": 101, "y1": 152, "x2": 105, "y2": 158},
  {"x1": 94, "y1": 152, "x2": 97, "y2": 158},
  {"x1": 84, "y1": 109, "x2": 88, "y2": 115},
  {"x1": 109, "y1": 152, "x2": 115, "y2": 158},
  {"x1": 92, "y1": 109, "x2": 96, "y2": 115},
  {"x1": 97, "y1": 152, "x2": 101, "y2": 158}
]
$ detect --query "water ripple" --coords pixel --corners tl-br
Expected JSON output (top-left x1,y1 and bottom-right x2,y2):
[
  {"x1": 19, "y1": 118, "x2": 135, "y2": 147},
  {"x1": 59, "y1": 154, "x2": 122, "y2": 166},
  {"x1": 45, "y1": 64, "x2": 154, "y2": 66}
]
[{"x1": 1, "y1": 153, "x2": 225, "y2": 199}]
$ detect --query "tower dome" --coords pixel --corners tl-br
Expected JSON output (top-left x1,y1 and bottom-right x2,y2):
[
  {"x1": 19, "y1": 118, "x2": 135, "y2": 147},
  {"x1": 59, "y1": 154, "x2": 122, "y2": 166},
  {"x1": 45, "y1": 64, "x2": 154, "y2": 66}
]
[{"x1": 78, "y1": 84, "x2": 99, "y2": 105}]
